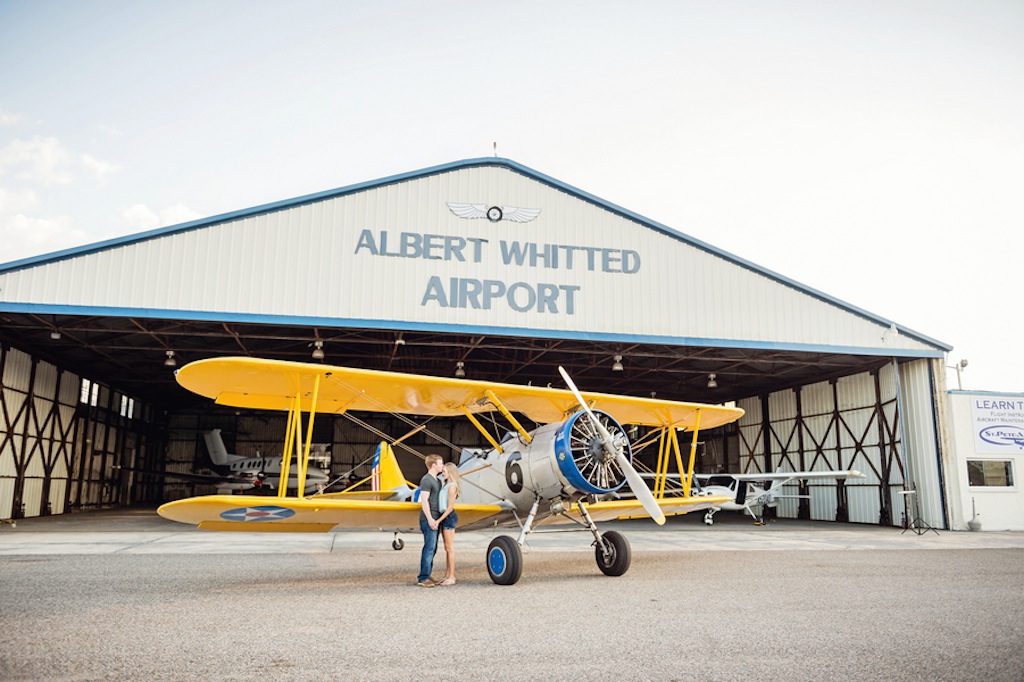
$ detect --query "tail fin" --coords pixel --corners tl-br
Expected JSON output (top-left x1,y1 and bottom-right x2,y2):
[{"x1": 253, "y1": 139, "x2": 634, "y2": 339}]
[
  {"x1": 371, "y1": 442, "x2": 407, "y2": 492},
  {"x1": 203, "y1": 429, "x2": 233, "y2": 466}
]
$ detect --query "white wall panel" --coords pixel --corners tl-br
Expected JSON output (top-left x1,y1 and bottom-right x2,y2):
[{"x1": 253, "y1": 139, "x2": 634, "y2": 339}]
[
  {"x1": 49, "y1": 479, "x2": 68, "y2": 514},
  {"x1": 2, "y1": 347, "x2": 32, "y2": 392},
  {"x1": 21, "y1": 477, "x2": 42, "y2": 516},
  {"x1": 0, "y1": 479, "x2": 13, "y2": 518},
  {"x1": 0, "y1": 448, "x2": 15, "y2": 477}
]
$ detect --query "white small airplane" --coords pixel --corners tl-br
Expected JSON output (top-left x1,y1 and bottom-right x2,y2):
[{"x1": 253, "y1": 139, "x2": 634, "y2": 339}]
[
  {"x1": 693, "y1": 470, "x2": 866, "y2": 525},
  {"x1": 120, "y1": 429, "x2": 329, "y2": 495},
  {"x1": 200, "y1": 429, "x2": 330, "y2": 494}
]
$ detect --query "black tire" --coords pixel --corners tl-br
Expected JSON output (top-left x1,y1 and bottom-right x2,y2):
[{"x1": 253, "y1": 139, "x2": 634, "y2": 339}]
[
  {"x1": 595, "y1": 530, "x2": 631, "y2": 576},
  {"x1": 486, "y1": 535, "x2": 522, "y2": 585},
  {"x1": 392, "y1": 538, "x2": 404, "y2": 551}
]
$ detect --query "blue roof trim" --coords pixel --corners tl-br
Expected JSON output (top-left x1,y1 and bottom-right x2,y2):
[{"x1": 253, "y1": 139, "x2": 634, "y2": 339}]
[
  {"x1": 0, "y1": 302, "x2": 945, "y2": 360},
  {"x1": 0, "y1": 156, "x2": 951, "y2": 352}
]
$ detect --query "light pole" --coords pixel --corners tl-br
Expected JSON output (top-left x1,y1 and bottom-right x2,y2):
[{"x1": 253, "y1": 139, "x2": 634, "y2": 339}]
[{"x1": 946, "y1": 358, "x2": 968, "y2": 390}]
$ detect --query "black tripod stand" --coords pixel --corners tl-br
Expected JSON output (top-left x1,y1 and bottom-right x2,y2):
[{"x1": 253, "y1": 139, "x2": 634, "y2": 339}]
[{"x1": 901, "y1": 490, "x2": 939, "y2": 536}]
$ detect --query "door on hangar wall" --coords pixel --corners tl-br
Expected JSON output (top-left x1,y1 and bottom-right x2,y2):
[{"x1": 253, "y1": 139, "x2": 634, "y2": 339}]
[{"x1": 733, "y1": 363, "x2": 909, "y2": 527}]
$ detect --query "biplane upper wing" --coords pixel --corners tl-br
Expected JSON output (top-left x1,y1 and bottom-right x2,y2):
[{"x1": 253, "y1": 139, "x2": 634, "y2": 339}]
[{"x1": 174, "y1": 357, "x2": 744, "y2": 429}]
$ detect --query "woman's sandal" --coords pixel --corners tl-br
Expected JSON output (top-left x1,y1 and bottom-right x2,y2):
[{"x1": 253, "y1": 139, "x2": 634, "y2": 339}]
[{"x1": 438, "y1": 577, "x2": 456, "y2": 586}]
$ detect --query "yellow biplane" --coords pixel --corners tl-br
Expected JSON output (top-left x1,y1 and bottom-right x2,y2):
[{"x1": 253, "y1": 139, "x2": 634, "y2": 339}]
[{"x1": 158, "y1": 358, "x2": 744, "y2": 584}]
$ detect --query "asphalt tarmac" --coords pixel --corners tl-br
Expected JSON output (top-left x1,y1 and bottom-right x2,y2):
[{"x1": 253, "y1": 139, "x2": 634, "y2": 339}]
[{"x1": 2, "y1": 509, "x2": 1023, "y2": 681}]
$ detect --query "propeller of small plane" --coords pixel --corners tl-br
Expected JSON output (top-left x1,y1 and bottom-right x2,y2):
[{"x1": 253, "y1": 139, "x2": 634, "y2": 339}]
[{"x1": 558, "y1": 366, "x2": 666, "y2": 525}]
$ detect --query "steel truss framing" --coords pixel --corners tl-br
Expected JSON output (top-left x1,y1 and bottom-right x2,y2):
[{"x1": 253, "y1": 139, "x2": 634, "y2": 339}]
[
  {"x1": 735, "y1": 365, "x2": 906, "y2": 526},
  {"x1": 0, "y1": 344, "x2": 165, "y2": 520}
]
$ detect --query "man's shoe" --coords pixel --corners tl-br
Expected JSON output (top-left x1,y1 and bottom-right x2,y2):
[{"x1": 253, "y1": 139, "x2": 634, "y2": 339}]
[{"x1": 417, "y1": 579, "x2": 436, "y2": 588}]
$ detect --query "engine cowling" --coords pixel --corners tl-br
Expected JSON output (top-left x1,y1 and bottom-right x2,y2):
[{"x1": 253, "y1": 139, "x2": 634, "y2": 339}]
[
  {"x1": 551, "y1": 409, "x2": 632, "y2": 495},
  {"x1": 473, "y1": 410, "x2": 635, "y2": 509}
]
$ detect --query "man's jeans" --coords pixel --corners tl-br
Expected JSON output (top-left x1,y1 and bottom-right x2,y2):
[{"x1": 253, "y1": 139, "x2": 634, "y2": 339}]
[{"x1": 418, "y1": 516, "x2": 439, "y2": 582}]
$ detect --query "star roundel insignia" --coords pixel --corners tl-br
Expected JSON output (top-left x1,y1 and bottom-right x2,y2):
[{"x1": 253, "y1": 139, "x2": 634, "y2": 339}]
[{"x1": 220, "y1": 505, "x2": 297, "y2": 522}]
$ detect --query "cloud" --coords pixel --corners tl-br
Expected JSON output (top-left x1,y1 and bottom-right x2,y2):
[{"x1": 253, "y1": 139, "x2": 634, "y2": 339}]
[
  {"x1": 0, "y1": 109, "x2": 24, "y2": 126},
  {"x1": 0, "y1": 136, "x2": 119, "y2": 185},
  {"x1": 80, "y1": 153, "x2": 119, "y2": 183},
  {"x1": 121, "y1": 202, "x2": 202, "y2": 230},
  {"x1": 0, "y1": 213, "x2": 90, "y2": 264},
  {"x1": 0, "y1": 187, "x2": 39, "y2": 214},
  {"x1": 0, "y1": 136, "x2": 75, "y2": 185}
]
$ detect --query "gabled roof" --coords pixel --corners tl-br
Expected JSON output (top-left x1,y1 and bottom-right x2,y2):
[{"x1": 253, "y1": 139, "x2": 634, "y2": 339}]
[{"x1": 0, "y1": 158, "x2": 949, "y2": 409}]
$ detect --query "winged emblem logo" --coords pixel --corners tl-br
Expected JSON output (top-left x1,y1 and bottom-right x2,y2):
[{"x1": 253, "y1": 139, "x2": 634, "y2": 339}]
[{"x1": 447, "y1": 202, "x2": 541, "y2": 223}]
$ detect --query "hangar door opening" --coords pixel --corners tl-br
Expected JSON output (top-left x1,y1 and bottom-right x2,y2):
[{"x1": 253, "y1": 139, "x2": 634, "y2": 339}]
[{"x1": 729, "y1": 363, "x2": 908, "y2": 527}]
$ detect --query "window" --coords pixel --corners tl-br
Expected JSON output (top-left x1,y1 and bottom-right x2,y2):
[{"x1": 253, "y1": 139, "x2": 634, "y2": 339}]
[
  {"x1": 79, "y1": 379, "x2": 99, "y2": 406},
  {"x1": 967, "y1": 460, "x2": 1015, "y2": 487},
  {"x1": 116, "y1": 393, "x2": 136, "y2": 418}
]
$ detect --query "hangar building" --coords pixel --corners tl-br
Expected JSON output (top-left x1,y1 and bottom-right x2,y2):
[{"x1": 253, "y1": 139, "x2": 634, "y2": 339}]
[{"x1": 0, "y1": 158, "x2": 956, "y2": 528}]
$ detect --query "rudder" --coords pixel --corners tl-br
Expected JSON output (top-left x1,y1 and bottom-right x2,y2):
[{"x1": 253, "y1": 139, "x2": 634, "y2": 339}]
[{"x1": 371, "y1": 442, "x2": 408, "y2": 492}]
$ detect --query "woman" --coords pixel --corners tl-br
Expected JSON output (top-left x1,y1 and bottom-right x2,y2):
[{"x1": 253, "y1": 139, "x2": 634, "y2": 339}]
[{"x1": 435, "y1": 462, "x2": 461, "y2": 586}]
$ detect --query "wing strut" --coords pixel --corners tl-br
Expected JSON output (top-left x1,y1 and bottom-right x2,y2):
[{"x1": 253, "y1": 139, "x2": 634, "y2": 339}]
[
  {"x1": 484, "y1": 390, "x2": 533, "y2": 444},
  {"x1": 684, "y1": 408, "x2": 702, "y2": 496},
  {"x1": 460, "y1": 407, "x2": 504, "y2": 453},
  {"x1": 278, "y1": 392, "x2": 300, "y2": 499},
  {"x1": 651, "y1": 408, "x2": 702, "y2": 498},
  {"x1": 297, "y1": 373, "x2": 322, "y2": 495}
]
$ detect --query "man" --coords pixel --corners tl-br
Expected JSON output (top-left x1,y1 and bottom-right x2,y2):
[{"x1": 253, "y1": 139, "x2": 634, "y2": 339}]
[{"x1": 417, "y1": 454, "x2": 445, "y2": 587}]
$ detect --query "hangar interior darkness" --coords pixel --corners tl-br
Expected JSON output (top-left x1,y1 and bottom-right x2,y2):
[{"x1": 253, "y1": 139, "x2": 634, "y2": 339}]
[{"x1": 0, "y1": 311, "x2": 912, "y2": 525}]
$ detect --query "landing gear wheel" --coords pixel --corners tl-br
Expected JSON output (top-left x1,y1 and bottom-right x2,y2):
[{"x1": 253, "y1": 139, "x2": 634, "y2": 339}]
[
  {"x1": 486, "y1": 535, "x2": 522, "y2": 585},
  {"x1": 595, "y1": 530, "x2": 631, "y2": 576},
  {"x1": 392, "y1": 535, "x2": 404, "y2": 551}
]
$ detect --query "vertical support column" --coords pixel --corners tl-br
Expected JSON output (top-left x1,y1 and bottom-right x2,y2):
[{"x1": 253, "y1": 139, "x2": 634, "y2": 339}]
[
  {"x1": 761, "y1": 395, "x2": 776, "y2": 521},
  {"x1": 796, "y1": 388, "x2": 810, "y2": 520},
  {"x1": 831, "y1": 379, "x2": 849, "y2": 523},
  {"x1": 875, "y1": 369, "x2": 892, "y2": 526}
]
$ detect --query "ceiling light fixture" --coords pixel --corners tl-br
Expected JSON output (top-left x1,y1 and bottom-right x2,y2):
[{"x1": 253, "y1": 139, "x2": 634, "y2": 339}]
[
  {"x1": 50, "y1": 330, "x2": 61, "y2": 340},
  {"x1": 164, "y1": 350, "x2": 177, "y2": 367},
  {"x1": 455, "y1": 361, "x2": 466, "y2": 378},
  {"x1": 612, "y1": 355, "x2": 623, "y2": 371},
  {"x1": 707, "y1": 373, "x2": 718, "y2": 389},
  {"x1": 311, "y1": 340, "x2": 325, "y2": 360}
]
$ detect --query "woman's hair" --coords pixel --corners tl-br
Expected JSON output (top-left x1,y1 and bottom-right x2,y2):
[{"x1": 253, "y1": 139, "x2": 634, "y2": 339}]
[{"x1": 443, "y1": 462, "x2": 461, "y2": 499}]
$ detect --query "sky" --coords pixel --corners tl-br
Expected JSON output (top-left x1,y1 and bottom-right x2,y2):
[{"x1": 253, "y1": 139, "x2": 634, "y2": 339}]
[{"x1": 1, "y1": 0, "x2": 1022, "y2": 392}]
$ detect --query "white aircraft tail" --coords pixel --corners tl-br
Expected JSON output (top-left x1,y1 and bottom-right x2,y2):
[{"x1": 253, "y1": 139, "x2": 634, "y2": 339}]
[{"x1": 203, "y1": 429, "x2": 235, "y2": 466}]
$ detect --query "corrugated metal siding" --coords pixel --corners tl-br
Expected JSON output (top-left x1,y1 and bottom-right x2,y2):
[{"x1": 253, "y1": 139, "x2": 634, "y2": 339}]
[
  {"x1": 898, "y1": 358, "x2": 946, "y2": 528},
  {"x1": 49, "y1": 479, "x2": 67, "y2": 514},
  {"x1": 21, "y1": 477, "x2": 43, "y2": 516},
  {"x1": 0, "y1": 479, "x2": 13, "y2": 518},
  {"x1": 2, "y1": 347, "x2": 32, "y2": 392},
  {"x1": 0, "y1": 166, "x2": 939, "y2": 355}
]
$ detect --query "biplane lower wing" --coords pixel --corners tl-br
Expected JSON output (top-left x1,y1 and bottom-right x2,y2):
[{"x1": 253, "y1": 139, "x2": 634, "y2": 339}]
[
  {"x1": 159, "y1": 493, "x2": 732, "y2": 532},
  {"x1": 538, "y1": 494, "x2": 735, "y2": 526},
  {"x1": 158, "y1": 495, "x2": 507, "y2": 532}
]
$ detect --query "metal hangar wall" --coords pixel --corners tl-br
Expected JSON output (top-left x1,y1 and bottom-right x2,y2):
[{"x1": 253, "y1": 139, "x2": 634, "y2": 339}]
[{"x1": 0, "y1": 158, "x2": 954, "y2": 527}]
